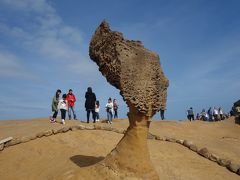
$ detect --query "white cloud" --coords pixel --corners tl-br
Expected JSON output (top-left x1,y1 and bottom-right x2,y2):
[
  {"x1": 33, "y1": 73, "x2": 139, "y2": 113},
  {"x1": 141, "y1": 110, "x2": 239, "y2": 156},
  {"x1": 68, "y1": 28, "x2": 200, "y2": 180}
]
[
  {"x1": 0, "y1": 0, "x2": 94, "y2": 78},
  {"x1": 0, "y1": 51, "x2": 32, "y2": 78},
  {"x1": 1, "y1": 0, "x2": 55, "y2": 14}
]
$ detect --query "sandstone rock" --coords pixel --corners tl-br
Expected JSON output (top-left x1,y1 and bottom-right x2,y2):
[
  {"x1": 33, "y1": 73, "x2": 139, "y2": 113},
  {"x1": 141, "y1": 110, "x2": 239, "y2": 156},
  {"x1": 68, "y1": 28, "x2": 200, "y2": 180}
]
[
  {"x1": 4, "y1": 138, "x2": 21, "y2": 147},
  {"x1": 198, "y1": 148, "x2": 210, "y2": 159},
  {"x1": 89, "y1": 21, "x2": 169, "y2": 116},
  {"x1": 36, "y1": 132, "x2": 45, "y2": 138},
  {"x1": 183, "y1": 140, "x2": 193, "y2": 148},
  {"x1": 102, "y1": 126, "x2": 113, "y2": 131},
  {"x1": 20, "y1": 136, "x2": 31, "y2": 143},
  {"x1": 147, "y1": 133, "x2": 156, "y2": 140},
  {"x1": 237, "y1": 168, "x2": 240, "y2": 175},
  {"x1": 165, "y1": 137, "x2": 176, "y2": 143},
  {"x1": 29, "y1": 135, "x2": 37, "y2": 140},
  {"x1": 94, "y1": 124, "x2": 102, "y2": 130},
  {"x1": 88, "y1": 20, "x2": 168, "y2": 179},
  {"x1": 43, "y1": 130, "x2": 53, "y2": 136},
  {"x1": 52, "y1": 129, "x2": 60, "y2": 134},
  {"x1": 111, "y1": 128, "x2": 123, "y2": 134},
  {"x1": 70, "y1": 125, "x2": 86, "y2": 131},
  {"x1": 85, "y1": 126, "x2": 95, "y2": 130},
  {"x1": 76, "y1": 125, "x2": 85, "y2": 130},
  {"x1": 176, "y1": 139, "x2": 184, "y2": 144},
  {"x1": 70, "y1": 126, "x2": 78, "y2": 131},
  {"x1": 209, "y1": 153, "x2": 219, "y2": 162},
  {"x1": 0, "y1": 137, "x2": 13, "y2": 144},
  {"x1": 155, "y1": 136, "x2": 166, "y2": 141},
  {"x1": 101, "y1": 120, "x2": 108, "y2": 123},
  {"x1": 0, "y1": 143, "x2": 4, "y2": 151},
  {"x1": 57, "y1": 127, "x2": 70, "y2": 133},
  {"x1": 114, "y1": 129, "x2": 125, "y2": 134},
  {"x1": 227, "y1": 163, "x2": 240, "y2": 173},
  {"x1": 218, "y1": 158, "x2": 231, "y2": 167},
  {"x1": 189, "y1": 144, "x2": 198, "y2": 152}
]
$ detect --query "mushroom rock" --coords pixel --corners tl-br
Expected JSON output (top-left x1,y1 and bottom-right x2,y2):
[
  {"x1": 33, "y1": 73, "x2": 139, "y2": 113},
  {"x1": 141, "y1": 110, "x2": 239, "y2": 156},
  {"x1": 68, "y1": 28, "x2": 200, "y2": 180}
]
[{"x1": 88, "y1": 20, "x2": 169, "y2": 179}]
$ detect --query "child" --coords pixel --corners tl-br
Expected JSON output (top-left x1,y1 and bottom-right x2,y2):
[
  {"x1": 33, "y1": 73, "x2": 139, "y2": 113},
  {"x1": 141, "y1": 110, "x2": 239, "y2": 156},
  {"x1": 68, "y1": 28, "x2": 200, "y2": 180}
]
[
  {"x1": 58, "y1": 94, "x2": 68, "y2": 125},
  {"x1": 105, "y1": 98, "x2": 113, "y2": 124},
  {"x1": 95, "y1": 100, "x2": 100, "y2": 122},
  {"x1": 50, "y1": 89, "x2": 61, "y2": 123}
]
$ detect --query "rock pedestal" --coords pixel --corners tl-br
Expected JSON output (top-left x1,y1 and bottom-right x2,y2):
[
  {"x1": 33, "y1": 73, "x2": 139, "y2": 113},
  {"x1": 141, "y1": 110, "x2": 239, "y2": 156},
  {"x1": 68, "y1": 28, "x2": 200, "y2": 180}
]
[{"x1": 88, "y1": 20, "x2": 169, "y2": 179}]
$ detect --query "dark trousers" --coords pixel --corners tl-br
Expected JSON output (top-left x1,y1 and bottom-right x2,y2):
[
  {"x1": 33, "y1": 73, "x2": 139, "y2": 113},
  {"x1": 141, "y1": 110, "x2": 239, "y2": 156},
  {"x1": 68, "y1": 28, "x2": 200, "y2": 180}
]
[
  {"x1": 60, "y1": 109, "x2": 67, "y2": 120},
  {"x1": 188, "y1": 115, "x2": 194, "y2": 121},
  {"x1": 213, "y1": 114, "x2": 218, "y2": 121},
  {"x1": 160, "y1": 110, "x2": 165, "y2": 120},
  {"x1": 95, "y1": 112, "x2": 100, "y2": 120},
  {"x1": 114, "y1": 110, "x2": 118, "y2": 118},
  {"x1": 87, "y1": 109, "x2": 96, "y2": 123},
  {"x1": 52, "y1": 111, "x2": 58, "y2": 118}
]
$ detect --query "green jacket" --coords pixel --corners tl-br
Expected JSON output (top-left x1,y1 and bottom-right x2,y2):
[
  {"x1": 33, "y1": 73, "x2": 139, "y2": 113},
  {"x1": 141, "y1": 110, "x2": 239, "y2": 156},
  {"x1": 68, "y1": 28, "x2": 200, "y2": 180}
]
[{"x1": 52, "y1": 95, "x2": 59, "y2": 112}]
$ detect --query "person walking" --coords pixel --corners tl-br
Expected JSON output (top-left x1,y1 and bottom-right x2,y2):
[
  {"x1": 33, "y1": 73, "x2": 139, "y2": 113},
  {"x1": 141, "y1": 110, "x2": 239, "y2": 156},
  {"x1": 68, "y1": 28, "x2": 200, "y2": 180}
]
[
  {"x1": 187, "y1": 107, "x2": 194, "y2": 121},
  {"x1": 200, "y1": 109, "x2": 207, "y2": 121},
  {"x1": 50, "y1": 89, "x2": 61, "y2": 123},
  {"x1": 58, "y1": 94, "x2": 68, "y2": 125},
  {"x1": 219, "y1": 107, "x2": 224, "y2": 120},
  {"x1": 160, "y1": 107, "x2": 165, "y2": 120},
  {"x1": 66, "y1": 89, "x2": 77, "y2": 120},
  {"x1": 207, "y1": 107, "x2": 213, "y2": 121},
  {"x1": 106, "y1": 98, "x2": 113, "y2": 124},
  {"x1": 85, "y1": 87, "x2": 96, "y2": 123},
  {"x1": 95, "y1": 100, "x2": 100, "y2": 122},
  {"x1": 213, "y1": 107, "x2": 219, "y2": 121},
  {"x1": 113, "y1": 99, "x2": 118, "y2": 119}
]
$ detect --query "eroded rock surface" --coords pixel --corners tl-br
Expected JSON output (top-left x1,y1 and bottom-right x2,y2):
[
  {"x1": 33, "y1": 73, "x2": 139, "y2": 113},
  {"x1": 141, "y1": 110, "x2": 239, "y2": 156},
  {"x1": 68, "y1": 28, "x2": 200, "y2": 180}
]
[
  {"x1": 89, "y1": 20, "x2": 168, "y2": 116},
  {"x1": 88, "y1": 20, "x2": 169, "y2": 179}
]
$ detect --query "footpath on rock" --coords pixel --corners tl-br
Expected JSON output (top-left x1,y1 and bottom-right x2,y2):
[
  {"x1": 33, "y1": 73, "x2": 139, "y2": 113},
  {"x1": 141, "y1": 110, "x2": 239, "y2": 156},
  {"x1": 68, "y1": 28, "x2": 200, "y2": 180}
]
[{"x1": 0, "y1": 117, "x2": 240, "y2": 179}]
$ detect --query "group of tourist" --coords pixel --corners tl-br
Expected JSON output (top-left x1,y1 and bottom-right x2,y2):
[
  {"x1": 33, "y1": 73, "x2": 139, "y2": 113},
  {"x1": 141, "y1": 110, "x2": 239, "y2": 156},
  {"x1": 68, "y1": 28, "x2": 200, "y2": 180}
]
[
  {"x1": 186, "y1": 107, "x2": 229, "y2": 121},
  {"x1": 50, "y1": 87, "x2": 119, "y2": 125}
]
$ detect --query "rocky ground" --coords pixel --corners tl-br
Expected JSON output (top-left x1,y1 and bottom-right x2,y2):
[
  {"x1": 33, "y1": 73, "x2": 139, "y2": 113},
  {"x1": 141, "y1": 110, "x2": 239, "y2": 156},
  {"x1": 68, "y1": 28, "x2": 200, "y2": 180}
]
[{"x1": 0, "y1": 117, "x2": 239, "y2": 180}]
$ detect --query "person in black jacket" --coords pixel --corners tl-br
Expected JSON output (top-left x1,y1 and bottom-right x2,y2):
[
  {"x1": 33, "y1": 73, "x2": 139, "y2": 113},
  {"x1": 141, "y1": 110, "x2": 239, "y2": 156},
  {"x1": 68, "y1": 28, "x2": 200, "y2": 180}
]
[{"x1": 85, "y1": 87, "x2": 96, "y2": 123}]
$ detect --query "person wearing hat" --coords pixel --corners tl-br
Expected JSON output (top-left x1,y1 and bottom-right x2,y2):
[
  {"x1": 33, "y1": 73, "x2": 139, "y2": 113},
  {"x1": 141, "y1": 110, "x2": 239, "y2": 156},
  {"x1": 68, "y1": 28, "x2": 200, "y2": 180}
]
[{"x1": 66, "y1": 89, "x2": 77, "y2": 120}]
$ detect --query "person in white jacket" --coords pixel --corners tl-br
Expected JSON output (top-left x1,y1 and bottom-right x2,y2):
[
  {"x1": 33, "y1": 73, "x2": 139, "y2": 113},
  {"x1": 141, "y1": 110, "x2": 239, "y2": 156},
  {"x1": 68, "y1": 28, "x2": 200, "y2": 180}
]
[
  {"x1": 105, "y1": 98, "x2": 113, "y2": 124},
  {"x1": 58, "y1": 94, "x2": 68, "y2": 124}
]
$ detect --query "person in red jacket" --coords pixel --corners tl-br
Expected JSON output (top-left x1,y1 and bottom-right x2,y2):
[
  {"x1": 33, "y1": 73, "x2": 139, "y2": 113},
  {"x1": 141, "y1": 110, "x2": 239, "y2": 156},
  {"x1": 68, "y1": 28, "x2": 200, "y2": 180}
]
[{"x1": 66, "y1": 89, "x2": 77, "y2": 120}]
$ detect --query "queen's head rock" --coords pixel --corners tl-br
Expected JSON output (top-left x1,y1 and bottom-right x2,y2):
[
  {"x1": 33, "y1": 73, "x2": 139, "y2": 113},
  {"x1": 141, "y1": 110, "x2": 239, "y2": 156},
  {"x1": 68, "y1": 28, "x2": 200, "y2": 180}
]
[{"x1": 89, "y1": 20, "x2": 169, "y2": 117}]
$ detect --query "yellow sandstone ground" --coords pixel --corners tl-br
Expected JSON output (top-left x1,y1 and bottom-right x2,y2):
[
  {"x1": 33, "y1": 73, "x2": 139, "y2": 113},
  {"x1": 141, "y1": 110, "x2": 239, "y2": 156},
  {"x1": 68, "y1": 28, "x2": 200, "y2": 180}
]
[{"x1": 0, "y1": 117, "x2": 239, "y2": 180}]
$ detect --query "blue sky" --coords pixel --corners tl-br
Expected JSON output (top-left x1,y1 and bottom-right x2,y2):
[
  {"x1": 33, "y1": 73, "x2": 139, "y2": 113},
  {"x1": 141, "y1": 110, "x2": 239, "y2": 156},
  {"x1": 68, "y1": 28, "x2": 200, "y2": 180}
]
[{"x1": 0, "y1": 0, "x2": 239, "y2": 120}]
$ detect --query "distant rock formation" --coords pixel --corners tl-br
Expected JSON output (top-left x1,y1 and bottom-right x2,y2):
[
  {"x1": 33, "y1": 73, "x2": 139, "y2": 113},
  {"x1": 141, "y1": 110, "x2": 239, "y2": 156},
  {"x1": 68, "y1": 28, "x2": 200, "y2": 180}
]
[{"x1": 88, "y1": 20, "x2": 169, "y2": 179}]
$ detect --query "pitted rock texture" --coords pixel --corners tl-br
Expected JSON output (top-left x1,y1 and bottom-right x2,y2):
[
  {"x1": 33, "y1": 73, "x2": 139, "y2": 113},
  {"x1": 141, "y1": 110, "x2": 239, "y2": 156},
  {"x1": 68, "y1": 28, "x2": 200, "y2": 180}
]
[{"x1": 89, "y1": 21, "x2": 169, "y2": 116}]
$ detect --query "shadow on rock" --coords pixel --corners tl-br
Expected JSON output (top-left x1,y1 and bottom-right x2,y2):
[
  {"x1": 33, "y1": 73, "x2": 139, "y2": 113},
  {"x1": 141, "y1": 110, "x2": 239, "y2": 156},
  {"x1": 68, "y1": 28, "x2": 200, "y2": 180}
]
[{"x1": 70, "y1": 155, "x2": 104, "y2": 167}]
